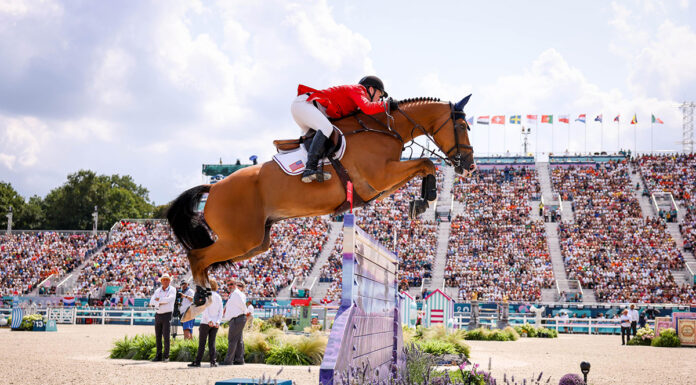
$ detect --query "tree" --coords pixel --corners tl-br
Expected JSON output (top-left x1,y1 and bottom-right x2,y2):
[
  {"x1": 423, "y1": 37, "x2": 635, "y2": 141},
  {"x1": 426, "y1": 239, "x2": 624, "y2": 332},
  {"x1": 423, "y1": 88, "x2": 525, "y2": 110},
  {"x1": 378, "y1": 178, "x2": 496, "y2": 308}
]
[
  {"x1": 0, "y1": 182, "x2": 25, "y2": 229},
  {"x1": 43, "y1": 170, "x2": 155, "y2": 230},
  {"x1": 152, "y1": 203, "x2": 171, "y2": 219},
  {"x1": 16, "y1": 195, "x2": 46, "y2": 229}
]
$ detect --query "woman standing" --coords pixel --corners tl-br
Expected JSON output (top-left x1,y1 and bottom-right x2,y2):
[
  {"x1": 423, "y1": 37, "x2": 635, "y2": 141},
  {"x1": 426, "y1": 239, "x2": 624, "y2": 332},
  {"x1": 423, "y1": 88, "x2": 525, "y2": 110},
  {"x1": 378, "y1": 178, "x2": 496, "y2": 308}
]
[
  {"x1": 188, "y1": 278, "x2": 223, "y2": 367},
  {"x1": 620, "y1": 309, "x2": 631, "y2": 345}
]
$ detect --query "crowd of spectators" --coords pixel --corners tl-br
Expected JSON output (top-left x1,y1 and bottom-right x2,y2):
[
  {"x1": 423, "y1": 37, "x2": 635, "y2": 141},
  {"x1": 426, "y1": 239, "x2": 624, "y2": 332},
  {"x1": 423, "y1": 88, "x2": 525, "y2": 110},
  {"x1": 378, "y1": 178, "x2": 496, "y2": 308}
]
[
  {"x1": 553, "y1": 160, "x2": 695, "y2": 303},
  {"x1": 317, "y1": 167, "x2": 444, "y2": 303},
  {"x1": 73, "y1": 220, "x2": 188, "y2": 298},
  {"x1": 213, "y1": 216, "x2": 329, "y2": 298},
  {"x1": 445, "y1": 167, "x2": 554, "y2": 302},
  {"x1": 1, "y1": 232, "x2": 104, "y2": 296},
  {"x1": 637, "y1": 154, "x2": 696, "y2": 253}
]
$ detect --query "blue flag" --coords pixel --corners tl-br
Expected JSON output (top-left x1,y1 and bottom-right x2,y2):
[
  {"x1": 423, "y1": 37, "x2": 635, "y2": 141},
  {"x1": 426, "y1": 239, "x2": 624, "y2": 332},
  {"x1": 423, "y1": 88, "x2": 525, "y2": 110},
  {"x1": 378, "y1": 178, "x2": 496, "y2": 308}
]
[
  {"x1": 509, "y1": 115, "x2": 521, "y2": 124},
  {"x1": 594, "y1": 114, "x2": 603, "y2": 123}
]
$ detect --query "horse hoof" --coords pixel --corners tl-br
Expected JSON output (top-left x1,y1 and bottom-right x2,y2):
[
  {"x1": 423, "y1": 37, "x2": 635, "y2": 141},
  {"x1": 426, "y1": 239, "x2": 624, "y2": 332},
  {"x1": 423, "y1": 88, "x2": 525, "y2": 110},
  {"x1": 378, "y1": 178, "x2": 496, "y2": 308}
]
[
  {"x1": 193, "y1": 285, "x2": 211, "y2": 307},
  {"x1": 408, "y1": 200, "x2": 428, "y2": 219}
]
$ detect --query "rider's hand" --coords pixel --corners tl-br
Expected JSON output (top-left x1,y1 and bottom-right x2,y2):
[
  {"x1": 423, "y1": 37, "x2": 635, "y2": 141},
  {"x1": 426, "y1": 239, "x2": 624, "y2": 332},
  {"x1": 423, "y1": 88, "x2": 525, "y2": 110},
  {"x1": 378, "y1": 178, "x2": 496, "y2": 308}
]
[{"x1": 388, "y1": 98, "x2": 398, "y2": 111}]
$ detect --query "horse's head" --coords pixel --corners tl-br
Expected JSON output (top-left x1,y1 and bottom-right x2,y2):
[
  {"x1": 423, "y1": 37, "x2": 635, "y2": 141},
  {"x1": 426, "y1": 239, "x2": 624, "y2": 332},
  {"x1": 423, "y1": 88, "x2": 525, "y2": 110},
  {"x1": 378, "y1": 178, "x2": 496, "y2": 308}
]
[
  {"x1": 392, "y1": 95, "x2": 475, "y2": 175},
  {"x1": 444, "y1": 95, "x2": 475, "y2": 175}
]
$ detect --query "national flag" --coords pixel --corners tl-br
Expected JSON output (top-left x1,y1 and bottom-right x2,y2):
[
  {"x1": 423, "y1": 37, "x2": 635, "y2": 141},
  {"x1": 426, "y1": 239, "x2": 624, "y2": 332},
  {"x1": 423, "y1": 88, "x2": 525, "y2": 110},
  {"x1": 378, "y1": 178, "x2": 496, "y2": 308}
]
[
  {"x1": 477, "y1": 116, "x2": 490, "y2": 125},
  {"x1": 594, "y1": 114, "x2": 603, "y2": 123},
  {"x1": 559, "y1": 115, "x2": 570, "y2": 124},
  {"x1": 541, "y1": 115, "x2": 553, "y2": 124},
  {"x1": 526, "y1": 114, "x2": 537, "y2": 123},
  {"x1": 630, "y1": 114, "x2": 637, "y2": 124},
  {"x1": 509, "y1": 115, "x2": 521, "y2": 124},
  {"x1": 614, "y1": 115, "x2": 620, "y2": 122},
  {"x1": 576, "y1": 114, "x2": 586, "y2": 123},
  {"x1": 652, "y1": 114, "x2": 663, "y2": 124},
  {"x1": 491, "y1": 115, "x2": 505, "y2": 124},
  {"x1": 466, "y1": 116, "x2": 474, "y2": 125},
  {"x1": 289, "y1": 160, "x2": 304, "y2": 172},
  {"x1": 63, "y1": 296, "x2": 76, "y2": 306}
]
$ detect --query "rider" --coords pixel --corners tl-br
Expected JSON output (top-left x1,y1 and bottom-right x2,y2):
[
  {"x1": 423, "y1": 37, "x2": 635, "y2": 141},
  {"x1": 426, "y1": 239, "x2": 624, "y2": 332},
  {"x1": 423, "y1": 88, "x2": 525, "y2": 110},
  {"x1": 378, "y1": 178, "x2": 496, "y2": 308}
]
[{"x1": 292, "y1": 76, "x2": 399, "y2": 183}]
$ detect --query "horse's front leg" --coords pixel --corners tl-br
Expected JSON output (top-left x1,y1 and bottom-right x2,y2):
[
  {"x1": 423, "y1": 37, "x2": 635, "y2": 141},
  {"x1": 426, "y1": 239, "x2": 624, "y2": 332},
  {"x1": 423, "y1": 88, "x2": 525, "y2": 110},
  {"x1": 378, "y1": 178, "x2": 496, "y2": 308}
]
[{"x1": 363, "y1": 158, "x2": 437, "y2": 218}]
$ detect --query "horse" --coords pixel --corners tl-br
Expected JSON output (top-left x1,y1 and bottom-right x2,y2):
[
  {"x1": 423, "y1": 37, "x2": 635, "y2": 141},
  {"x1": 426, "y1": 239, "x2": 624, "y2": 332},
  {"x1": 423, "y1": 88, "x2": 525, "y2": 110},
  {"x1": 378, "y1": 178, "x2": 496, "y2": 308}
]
[{"x1": 167, "y1": 95, "x2": 475, "y2": 319}]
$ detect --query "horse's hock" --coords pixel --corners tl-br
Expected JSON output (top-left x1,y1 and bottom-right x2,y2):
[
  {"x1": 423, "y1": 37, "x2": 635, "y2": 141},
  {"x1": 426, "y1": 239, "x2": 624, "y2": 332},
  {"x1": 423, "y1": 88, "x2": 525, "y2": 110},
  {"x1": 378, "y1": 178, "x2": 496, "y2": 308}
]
[{"x1": 319, "y1": 213, "x2": 404, "y2": 385}]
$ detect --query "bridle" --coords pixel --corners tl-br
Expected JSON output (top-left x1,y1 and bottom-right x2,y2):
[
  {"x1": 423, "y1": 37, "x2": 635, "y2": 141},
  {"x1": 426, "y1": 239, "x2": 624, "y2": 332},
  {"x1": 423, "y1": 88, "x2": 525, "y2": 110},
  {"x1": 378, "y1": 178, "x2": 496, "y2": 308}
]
[
  {"x1": 345, "y1": 100, "x2": 473, "y2": 169},
  {"x1": 392, "y1": 102, "x2": 473, "y2": 170}
]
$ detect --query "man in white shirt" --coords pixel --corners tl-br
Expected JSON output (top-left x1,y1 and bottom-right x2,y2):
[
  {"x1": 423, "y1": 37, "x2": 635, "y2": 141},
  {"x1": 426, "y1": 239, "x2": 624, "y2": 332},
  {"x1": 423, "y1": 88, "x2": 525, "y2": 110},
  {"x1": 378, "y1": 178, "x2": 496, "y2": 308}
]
[
  {"x1": 222, "y1": 281, "x2": 247, "y2": 365},
  {"x1": 188, "y1": 279, "x2": 223, "y2": 367},
  {"x1": 620, "y1": 309, "x2": 631, "y2": 345},
  {"x1": 178, "y1": 280, "x2": 195, "y2": 340},
  {"x1": 628, "y1": 304, "x2": 640, "y2": 338},
  {"x1": 149, "y1": 273, "x2": 176, "y2": 361}
]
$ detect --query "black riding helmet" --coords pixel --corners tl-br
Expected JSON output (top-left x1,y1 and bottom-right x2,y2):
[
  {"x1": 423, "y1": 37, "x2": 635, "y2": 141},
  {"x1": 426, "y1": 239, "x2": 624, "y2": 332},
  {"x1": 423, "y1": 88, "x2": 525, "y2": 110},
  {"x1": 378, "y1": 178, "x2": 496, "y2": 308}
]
[{"x1": 359, "y1": 75, "x2": 388, "y2": 99}]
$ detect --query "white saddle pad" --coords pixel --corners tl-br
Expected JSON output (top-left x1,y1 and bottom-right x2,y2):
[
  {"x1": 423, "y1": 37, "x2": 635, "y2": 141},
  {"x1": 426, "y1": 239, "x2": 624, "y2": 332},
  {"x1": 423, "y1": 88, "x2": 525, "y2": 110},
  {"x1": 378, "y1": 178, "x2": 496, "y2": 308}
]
[{"x1": 273, "y1": 137, "x2": 346, "y2": 176}]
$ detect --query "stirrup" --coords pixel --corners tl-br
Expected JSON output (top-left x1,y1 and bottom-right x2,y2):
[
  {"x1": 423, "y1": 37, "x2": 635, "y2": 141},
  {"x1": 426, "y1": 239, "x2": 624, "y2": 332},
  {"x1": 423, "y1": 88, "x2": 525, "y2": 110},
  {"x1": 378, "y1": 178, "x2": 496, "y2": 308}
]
[{"x1": 301, "y1": 169, "x2": 332, "y2": 183}]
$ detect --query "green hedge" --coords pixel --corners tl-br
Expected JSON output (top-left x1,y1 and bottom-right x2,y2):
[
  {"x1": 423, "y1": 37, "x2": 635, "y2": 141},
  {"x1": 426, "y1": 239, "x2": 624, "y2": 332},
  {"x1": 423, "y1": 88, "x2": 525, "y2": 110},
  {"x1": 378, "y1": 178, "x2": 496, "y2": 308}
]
[
  {"x1": 651, "y1": 328, "x2": 681, "y2": 348},
  {"x1": 110, "y1": 330, "x2": 327, "y2": 365},
  {"x1": 513, "y1": 323, "x2": 558, "y2": 338}
]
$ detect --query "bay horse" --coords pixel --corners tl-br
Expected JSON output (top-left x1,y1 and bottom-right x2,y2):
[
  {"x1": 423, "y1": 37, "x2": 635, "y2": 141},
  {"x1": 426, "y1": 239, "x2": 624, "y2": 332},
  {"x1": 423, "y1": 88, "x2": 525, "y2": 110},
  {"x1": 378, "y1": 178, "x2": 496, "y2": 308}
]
[{"x1": 167, "y1": 95, "x2": 475, "y2": 320}]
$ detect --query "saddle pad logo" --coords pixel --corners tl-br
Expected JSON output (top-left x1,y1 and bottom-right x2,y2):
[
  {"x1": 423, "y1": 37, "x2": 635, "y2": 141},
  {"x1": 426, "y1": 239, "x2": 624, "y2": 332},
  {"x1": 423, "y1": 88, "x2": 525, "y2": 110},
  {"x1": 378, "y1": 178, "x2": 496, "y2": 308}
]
[{"x1": 289, "y1": 160, "x2": 304, "y2": 172}]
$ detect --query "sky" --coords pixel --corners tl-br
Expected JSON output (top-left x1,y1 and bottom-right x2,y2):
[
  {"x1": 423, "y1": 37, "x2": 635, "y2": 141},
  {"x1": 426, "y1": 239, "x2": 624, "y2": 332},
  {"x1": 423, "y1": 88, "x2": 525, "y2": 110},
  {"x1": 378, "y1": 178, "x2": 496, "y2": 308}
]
[{"x1": 0, "y1": 0, "x2": 695, "y2": 204}]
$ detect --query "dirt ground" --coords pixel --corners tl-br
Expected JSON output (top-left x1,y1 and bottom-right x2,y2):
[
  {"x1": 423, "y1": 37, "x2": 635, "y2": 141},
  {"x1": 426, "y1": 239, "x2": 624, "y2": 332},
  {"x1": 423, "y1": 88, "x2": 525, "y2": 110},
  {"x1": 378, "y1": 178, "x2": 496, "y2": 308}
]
[{"x1": 1, "y1": 325, "x2": 694, "y2": 385}]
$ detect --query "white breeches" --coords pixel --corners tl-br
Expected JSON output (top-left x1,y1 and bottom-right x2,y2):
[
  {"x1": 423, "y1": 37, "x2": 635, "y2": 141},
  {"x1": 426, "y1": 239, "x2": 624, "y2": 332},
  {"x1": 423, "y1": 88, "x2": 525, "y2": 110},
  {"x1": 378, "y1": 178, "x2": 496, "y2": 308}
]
[{"x1": 291, "y1": 94, "x2": 334, "y2": 137}]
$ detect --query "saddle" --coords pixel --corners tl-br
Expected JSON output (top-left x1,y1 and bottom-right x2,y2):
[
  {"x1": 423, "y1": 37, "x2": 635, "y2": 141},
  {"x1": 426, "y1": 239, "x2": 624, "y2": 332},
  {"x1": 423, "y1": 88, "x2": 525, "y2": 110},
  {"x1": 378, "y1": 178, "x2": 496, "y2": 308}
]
[{"x1": 273, "y1": 127, "x2": 343, "y2": 156}]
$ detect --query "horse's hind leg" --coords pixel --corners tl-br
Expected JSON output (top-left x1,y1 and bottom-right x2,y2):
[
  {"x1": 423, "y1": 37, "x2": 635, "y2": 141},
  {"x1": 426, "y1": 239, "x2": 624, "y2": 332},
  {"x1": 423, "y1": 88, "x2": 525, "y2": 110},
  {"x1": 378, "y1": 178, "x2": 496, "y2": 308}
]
[{"x1": 188, "y1": 227, "x2": 267, "y2": 286}]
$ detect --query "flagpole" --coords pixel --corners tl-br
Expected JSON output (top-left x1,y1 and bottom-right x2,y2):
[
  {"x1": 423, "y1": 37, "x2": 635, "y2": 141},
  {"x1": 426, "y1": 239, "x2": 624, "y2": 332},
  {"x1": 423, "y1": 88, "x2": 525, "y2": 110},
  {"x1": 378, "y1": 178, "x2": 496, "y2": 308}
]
[
  {"x1": 535, "y1": 118, "x2": 538, "y2": 158},
  {"x1": 601, "y1": 118, "x2": 604, "y2": 152},
  {"x1": 567, "y1": 116, "x2": 570, "y2": 154},
  {"x1": 488, "y1": 121, "x2": 491, "y2": 156},
  {"x1": 503, "y1": 118, "x2": 507, "y2": 155},
  {"x1": 551, "y1": 118, "x2": 554, "y2": 155},
  {"x1": 651, "y1": 119, "x2": 654, "y2": 154},
  {"x1": 584, "y1": 118, "x2": 587, "y2": 155},
  {"x1": 617, "y1": 118, "x2": 620, "y2": 153},
  {"x1": 634, "y1": 116, "x2": 637, "y2": 156}
]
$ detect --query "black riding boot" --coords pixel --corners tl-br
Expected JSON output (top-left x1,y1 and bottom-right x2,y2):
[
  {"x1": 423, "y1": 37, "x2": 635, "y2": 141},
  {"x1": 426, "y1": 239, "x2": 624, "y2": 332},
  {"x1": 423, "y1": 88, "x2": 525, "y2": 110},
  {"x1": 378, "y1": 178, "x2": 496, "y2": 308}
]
[{"x1": 301, "y1": 131, "x2": 332, "y2": 183}]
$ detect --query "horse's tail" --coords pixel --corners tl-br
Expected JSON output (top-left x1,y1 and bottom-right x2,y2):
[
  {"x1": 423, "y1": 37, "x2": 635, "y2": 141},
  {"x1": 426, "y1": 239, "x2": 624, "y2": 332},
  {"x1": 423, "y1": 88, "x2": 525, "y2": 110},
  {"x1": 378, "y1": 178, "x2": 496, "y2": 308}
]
[{"x1": 166, "y1": 185, "x2": 214, "y2": 251}]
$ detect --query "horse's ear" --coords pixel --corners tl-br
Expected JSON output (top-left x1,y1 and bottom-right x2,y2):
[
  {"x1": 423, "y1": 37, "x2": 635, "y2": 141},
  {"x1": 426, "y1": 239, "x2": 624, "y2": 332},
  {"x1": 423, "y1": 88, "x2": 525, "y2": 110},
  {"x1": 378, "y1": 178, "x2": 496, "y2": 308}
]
[{"x1": 454, "y1": 94, "x2": 472, "y2": 111}]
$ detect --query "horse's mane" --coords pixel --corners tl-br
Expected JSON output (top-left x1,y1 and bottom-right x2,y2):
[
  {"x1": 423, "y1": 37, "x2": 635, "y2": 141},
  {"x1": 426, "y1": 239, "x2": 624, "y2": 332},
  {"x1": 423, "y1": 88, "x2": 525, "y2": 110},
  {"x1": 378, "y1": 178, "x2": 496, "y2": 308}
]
[{"x1": 397, "y1": 97, "x2": 442, "y2": 107}]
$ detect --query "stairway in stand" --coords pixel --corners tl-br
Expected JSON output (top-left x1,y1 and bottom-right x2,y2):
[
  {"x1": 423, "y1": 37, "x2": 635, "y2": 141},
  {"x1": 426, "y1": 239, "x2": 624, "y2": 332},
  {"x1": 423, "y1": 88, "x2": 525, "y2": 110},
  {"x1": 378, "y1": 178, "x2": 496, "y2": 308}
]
[
  {"x1": 278, "y1": 220, "x2": 342, "y2": 299},
  {"x1": 428, "y1": 165, "x2": 456, "y2": 295},
  {"x1": 628, "y1": 163, "x2": 655, "y2": 219}
]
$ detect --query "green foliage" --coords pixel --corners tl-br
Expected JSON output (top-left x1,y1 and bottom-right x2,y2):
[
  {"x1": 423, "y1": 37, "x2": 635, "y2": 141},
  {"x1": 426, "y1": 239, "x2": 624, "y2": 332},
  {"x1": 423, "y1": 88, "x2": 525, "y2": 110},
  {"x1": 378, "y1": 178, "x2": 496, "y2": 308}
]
[
  {"x1": 170, "y1": 338, "x2": 199, "y2": 362},
  {"x1": 19, "y1": 314, "x2": 44, "y2": 331},
  {"x1": 0, "y1": 181, "x2": 26, "y2": 229},
  {"x1": 401, "y1": 343, "x2": 437, "y2": 384},
  {"x1": 514, "y1": 323, "x2": 538, "y2": 338},
  {"x1": 110, "y1": 336, "x2": 133, "y2": 358},
  {"x1": 243, "y1": 332, "x2": 272, "y2": 363},
  {"x1": 536, "y1": 327, "x2": 558, "y2": 338},
  {"x1": 266, "y1": 314, "x2": 288, "y2": 330},
  {"x1": 651, "y1": 328, "x2": 681, "y2": 348},
  {"x1": 417, "y1": 339, "x2": 458, "y2": 356},
  {"x1": 292, "y1": 333, "x2": 327, "y2": 365},
  {"x1": 265, "y1": 345, "x2": 312, "y2": 366},
  {"x1": 43, "y1": 170, "x2": 154, "y2": 230}
]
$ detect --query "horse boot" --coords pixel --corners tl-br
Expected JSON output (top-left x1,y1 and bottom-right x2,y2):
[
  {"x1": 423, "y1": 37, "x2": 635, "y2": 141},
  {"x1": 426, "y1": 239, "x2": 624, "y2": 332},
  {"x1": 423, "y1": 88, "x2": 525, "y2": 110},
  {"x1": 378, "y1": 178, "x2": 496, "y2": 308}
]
[
  {"x1": 301, "y1": 131, "x2": 332, "y2": 183},
  {"x1": 181, "y1": 285, "x2": 212, "y2": 322},
  {"x1": 409, "y1": 199, "x2": 429, "y2": 219}
]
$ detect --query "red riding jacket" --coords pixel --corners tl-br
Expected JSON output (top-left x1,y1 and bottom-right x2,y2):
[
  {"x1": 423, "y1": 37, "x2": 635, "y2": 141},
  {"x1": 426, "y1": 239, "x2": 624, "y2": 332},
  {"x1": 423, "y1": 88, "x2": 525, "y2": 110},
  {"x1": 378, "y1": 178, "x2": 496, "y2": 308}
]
[{"x1": 297, "y1": 84, "x2": 387, "y2": 119}]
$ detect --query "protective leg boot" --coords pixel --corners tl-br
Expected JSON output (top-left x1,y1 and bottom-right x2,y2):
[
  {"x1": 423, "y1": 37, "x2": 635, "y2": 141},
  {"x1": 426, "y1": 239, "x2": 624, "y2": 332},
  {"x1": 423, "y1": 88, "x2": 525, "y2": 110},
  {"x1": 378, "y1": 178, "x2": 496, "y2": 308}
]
[{"x1": 301, "y1": 131, "x2": 332, "y2": 183}]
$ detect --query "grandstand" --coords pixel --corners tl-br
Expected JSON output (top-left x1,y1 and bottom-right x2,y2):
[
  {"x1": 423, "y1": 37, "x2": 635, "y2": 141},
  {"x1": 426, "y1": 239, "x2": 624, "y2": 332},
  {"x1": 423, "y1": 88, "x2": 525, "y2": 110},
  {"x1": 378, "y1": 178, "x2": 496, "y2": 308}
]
[{"x1": 2, "y1": 155, "x2": 695, "y2": 306}]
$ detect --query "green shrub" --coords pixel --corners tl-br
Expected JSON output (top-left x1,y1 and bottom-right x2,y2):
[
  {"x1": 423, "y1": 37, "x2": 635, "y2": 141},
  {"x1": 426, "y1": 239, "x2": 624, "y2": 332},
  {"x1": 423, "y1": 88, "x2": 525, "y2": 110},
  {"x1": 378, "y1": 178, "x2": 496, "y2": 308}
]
[
  {"x1": 651, "y1": 328, "x2": 681, "y2": 348},
  {"x1": 503, "y1": 327, "x2": 520, "y2": 341},
  {"x1": 265, "y1": 344, "x2": 312, "y2": 366},
  {"x1": 627, "y1": 336, "x2": 651, "y2": 346},
  {"x1": 536, "y1": 327, "x2": 558, "y2": 338},
  {"x1": 244, "y1": 332, "x2": 272, "y2": 363},
  {"x1": 19, "y1": 314, "x2": 44, "y2": 331},
  {"x1": 266, "y1": 314, "x2": 288, "y2": 330},
  {"x1": 110, "y1": 336, "x2": 133, "y2": 359},
  {"x1": 464, "y1": 328, "x2": 489, "y2": 340},
  {"x1": 170, "y1": 338, "x2": 199, "y2": 362},
  {"x1": 514, "y1": 323, "x2": 538, "y2": 338},
  {"x1": 417, "y1": 339, "x2": 458, "y2": 356},
  {"x1": 291, "y1": 333, "x2": 327, "y2": 365}
]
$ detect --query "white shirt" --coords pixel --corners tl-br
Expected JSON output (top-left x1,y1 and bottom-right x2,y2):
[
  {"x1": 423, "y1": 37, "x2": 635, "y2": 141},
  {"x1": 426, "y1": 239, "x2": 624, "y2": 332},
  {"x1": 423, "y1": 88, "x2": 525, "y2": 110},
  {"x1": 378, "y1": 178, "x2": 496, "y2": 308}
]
[
  {"x1": 246, "y1": 304, "x2": 254, "y2": 317},
  {"x1": 628, "y1": 309, "x2": 639, "y2": 322},
  {"x1": 150, "y1": 285, "x2": 176, "y2": 314},
  {"x1": 200, "y1": 291, "x2": 223, "y2": 326},
  {"x1": 180, "y1": 287, "x2": 194, "y2": 314},
  {"x1": 620, "y1": 314, "x2": 631, "y2": 328},
  {"x1": 223, "y1": 289, "x2": 247, "y2": 320}
]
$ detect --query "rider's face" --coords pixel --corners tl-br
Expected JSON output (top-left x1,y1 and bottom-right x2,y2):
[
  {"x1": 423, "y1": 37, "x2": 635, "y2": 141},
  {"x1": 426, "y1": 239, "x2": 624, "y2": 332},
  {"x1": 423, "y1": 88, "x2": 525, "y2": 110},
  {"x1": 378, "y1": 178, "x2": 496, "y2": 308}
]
[{"x1": 369, "y1": 87, "x2": 383, "y2": 102}]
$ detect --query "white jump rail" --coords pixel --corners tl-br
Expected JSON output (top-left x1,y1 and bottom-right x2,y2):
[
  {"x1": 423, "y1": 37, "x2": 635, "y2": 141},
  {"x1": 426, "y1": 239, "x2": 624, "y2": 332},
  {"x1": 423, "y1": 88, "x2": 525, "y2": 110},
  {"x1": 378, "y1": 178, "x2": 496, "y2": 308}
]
[{"x1": 452, "y1": 314, "x2": 657, "y2": 335}]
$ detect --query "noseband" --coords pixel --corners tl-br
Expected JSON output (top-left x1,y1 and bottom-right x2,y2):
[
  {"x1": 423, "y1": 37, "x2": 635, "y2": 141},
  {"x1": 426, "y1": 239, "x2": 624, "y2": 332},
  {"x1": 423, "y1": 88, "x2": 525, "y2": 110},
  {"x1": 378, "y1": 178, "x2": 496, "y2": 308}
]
[{"x1": 396, "y1": 102, "x2": 473, "y2": 169}]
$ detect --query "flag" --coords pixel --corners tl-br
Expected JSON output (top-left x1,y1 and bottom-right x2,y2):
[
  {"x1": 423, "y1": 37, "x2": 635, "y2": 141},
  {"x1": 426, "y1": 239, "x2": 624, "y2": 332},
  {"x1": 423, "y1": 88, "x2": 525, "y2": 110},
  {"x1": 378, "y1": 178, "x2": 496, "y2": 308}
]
[
  {"x1": 595, "y1": 114, "x2": 603, "y2": 123},
  {"x1": 630, "y1": 114, "x2": 637, "y2": 124},
  {"x1": 541, "y1": 115, "x2": 553, "y2": 124},
  {"x1": 527, "y1": 114, "x2": 537, "y2": 123},
  {"x1": 559, "y1": 115, "x2": 569, "y2": 124},
  {"x1": 491, "y1": 115, "x2": 505, "y2": 124},
  {"x1": 614, "y1": 115, "x2": 620, "y2": 122},
  {"x1": 576, "y1": 114, "x2": 586, "y2": 123},
  {"x1": 652, "y1": 114, "x2": 663, "y2": 124},
  {"x1": 63, "y1": 296, "x2": 76, "y2": 306},
  {"x1": 509, "y1": 115, "x2": 521, "y2": 124},
  {"x1": 477, "y1": 116, "x2": 490, "y2": 125},
  {"x1": 466, "y1": 116, "x2": 474, "y2": 125},
  {"x1": 289, "y1": 160, "x2": 304, "y2": 172}
]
